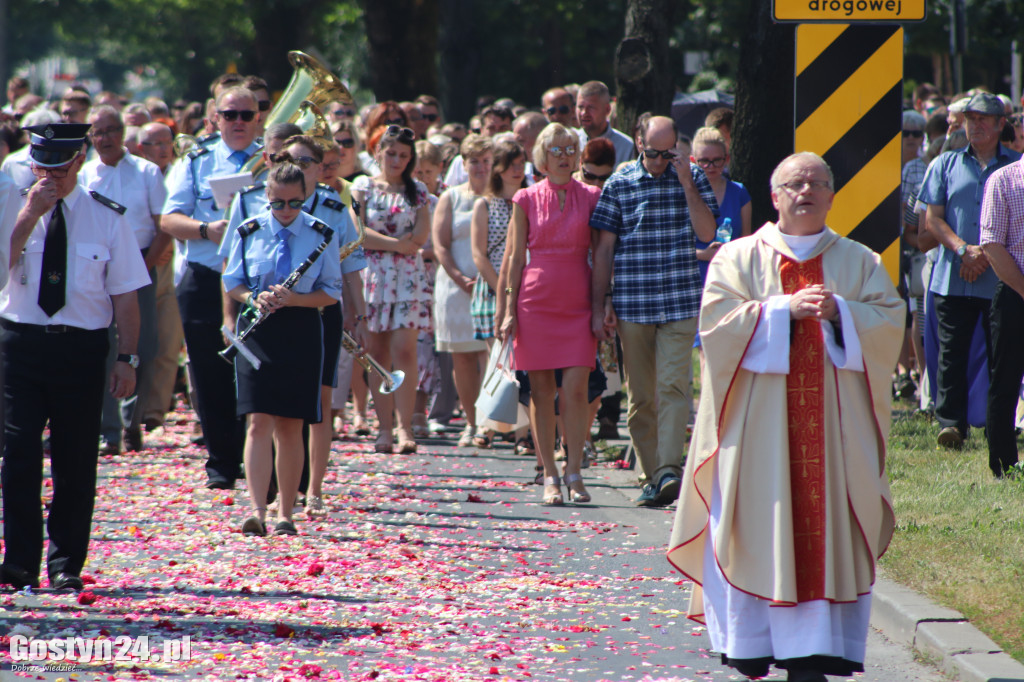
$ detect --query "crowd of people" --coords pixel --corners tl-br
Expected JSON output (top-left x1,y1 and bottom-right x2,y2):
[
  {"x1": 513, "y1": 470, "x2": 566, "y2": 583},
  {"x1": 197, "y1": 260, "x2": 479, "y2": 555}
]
[{"x1": 1, "y1": 62, "x2": 1018, "y2": 682}]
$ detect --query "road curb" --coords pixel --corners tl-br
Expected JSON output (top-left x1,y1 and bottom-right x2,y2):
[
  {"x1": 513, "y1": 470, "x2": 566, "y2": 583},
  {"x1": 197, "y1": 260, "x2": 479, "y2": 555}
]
[{"x1": 871, "y1": 577, "x2": 1024, "y2": 681}]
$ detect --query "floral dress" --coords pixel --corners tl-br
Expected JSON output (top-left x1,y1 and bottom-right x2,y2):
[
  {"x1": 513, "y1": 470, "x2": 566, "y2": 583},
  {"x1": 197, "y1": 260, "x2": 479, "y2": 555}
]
[{"x1": 353, "y1": 176, "x2": 432, "y2": 333}]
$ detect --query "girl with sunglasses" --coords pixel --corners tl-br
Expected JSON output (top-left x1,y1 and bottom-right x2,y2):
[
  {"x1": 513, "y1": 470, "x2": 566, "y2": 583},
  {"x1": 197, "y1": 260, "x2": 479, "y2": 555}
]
[
  {"x1": 351, "y1": 125, "x2": 431, "y2": 454},
  {"x1": 222, "y1": 162, "x2": 342, "y2": 537}
]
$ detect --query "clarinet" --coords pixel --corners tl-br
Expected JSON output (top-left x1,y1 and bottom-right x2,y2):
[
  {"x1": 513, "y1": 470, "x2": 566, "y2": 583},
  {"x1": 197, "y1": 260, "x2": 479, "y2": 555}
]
[{"x1": 220, "y1": 227, "x2": 335, "y2": 365}]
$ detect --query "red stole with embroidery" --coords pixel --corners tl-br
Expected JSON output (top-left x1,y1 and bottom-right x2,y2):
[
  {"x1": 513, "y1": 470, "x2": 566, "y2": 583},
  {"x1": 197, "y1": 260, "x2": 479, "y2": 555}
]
[{"x1": 780, "y1": 254, "x2": 826, "y2": 603}]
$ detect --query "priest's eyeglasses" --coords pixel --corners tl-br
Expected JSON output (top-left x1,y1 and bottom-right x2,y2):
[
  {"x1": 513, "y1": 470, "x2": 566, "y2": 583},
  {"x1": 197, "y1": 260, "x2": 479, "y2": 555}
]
[{"x1": 779, "y1": 180, "x2": 832, "y2": 193}]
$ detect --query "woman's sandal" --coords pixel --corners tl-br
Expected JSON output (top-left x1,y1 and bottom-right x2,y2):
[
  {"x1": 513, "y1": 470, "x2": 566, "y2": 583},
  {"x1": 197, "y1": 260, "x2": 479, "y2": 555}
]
[
  {"x1": 397, "y1": 429, "x2": 418, "y2": 454},
  {"x1": 564, "y1": 472, "x2": 591, "y2": 504},
  {"x1": 533, "y1": 465, "x2": 544, "y2": 485},
  {"x1": 374, "y1": 434, "x2": 393, "y2": 453},
  {"x1": 542, "y1": 476, "x2": 564, "y2": 506},
  {"x1": 515, "y1": 435, "x2": 535, "y2": 456},
  {"x1": 471, "y1": 428, "x2": 492, "y2": 448},
  {"x1": 353, "y1": 416, "x2": 372, "y2": 437}
]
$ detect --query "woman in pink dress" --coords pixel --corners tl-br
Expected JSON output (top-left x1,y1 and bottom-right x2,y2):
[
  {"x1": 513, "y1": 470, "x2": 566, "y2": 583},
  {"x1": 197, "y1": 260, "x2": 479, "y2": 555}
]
[{"x1": 497, "y1": 123, "x2": 601, "y2": 506}]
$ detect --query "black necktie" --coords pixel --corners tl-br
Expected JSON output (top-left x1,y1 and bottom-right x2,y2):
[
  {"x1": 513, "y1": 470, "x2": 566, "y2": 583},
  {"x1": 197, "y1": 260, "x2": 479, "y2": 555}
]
[{"x1": 38, "y1": 199, "x2": 67, "y2": 317}]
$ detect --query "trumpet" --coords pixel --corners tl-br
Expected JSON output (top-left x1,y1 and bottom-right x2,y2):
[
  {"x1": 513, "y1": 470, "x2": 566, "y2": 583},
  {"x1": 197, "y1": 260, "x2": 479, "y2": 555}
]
[
  {"x1": 339, "y1": 199, "x2": 402, "y2": 394},
  {"x1": 341, "y1": 331, "x2": 404, "y2": 394}
]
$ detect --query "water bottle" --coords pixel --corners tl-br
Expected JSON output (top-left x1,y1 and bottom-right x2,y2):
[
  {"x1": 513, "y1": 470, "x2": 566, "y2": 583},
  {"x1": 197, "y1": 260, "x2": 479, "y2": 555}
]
[{"x1": 715, "y1": 217, "x2": 733, "y2": 243}]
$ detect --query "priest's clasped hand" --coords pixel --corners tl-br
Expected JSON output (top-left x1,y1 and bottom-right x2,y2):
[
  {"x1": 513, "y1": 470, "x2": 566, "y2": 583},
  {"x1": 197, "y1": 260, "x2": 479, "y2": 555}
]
[{"x1": 789, "y1": 284, "x2": 838, "y2": 321}]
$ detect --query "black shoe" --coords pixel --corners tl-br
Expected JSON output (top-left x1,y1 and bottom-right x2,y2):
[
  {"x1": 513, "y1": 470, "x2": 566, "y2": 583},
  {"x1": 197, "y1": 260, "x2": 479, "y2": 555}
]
[
  {"x1": 788, "y1": 668, "x2": 827, "y2": 682},
  {"x1": 50, "y1": 572, "x2": 84, "y2": 591},
  {"x1": 123, "y1": 426, "x2": 143, "y2": 452},
  {"x1": 937, "y1": 426, "x2": 963, "y2": 449},
  {"x1": 143, "y1": 417, "x2": 163, "y2": 432},
  {"x1": 205, "y1": 477, "x2": 234, "y2": 490},
  {"x1": 653, "y1": 473, "x2": 682, "y2": 507},
  {"x1": 273, "y1": 520, "x2": 298, "y2": 536},
  {"x1": 99, "y1": 436, "x2": 121, "y2": 456},
  {"x1": 0, "y1": 564, "x2": 39, "y2": 590}
]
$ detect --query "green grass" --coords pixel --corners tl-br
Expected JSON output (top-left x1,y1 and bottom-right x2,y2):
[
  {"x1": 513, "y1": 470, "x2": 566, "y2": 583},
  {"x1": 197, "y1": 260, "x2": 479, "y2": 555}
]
[{"x1": 882, "y1": 407, "x2": 1024, "y2": 662}]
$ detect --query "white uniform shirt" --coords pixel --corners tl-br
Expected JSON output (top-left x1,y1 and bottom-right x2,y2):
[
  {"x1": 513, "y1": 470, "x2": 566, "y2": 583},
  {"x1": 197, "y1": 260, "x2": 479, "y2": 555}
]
[
  {"x1": 0, "y1": 170, "x2": 19, "y2": 289},
  {"x1": 0, "y1": 146, "x2": 34, "y2": 196},
  {"x1": 0, "y1": 184, "x2": 151, "y2": 329},
  {"x1": 80, "y1": 149, "x2": 166, "y2": 250}
]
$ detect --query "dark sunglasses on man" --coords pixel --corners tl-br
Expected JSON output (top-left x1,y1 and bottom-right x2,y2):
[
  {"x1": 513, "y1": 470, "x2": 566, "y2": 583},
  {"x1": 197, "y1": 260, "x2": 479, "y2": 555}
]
[
  {"x1": 219, "y1": 109, "x2": 257, "y2": 122},
  {"x1": 334, "y1": 137, "x2": 356, "y2": 149},
  {"x1": 385, "y1": 125, "x2": 416, "y2": 142},
  {"x1": 643, "y1": 148, "x2": 676, "y2": 160},
  {"x1": 546, "y1": 105, "x2": 571, "y2": 116},
  {"x1": 901, "y1": 129, "x2": 924, "y2": 139},
  {"x1": 421, "y1": 113, "x2": 439, "y2": 122},
  {"x1": 332, "y1": 107, "x2": 356, "y2": 118}
]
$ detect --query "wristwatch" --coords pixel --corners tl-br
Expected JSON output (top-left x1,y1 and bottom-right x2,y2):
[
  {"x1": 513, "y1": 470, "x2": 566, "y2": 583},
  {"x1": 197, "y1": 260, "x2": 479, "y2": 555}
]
[
  {"x1": 955, "y1": 243, "x2": 968, "y2": 258},
  {"x1": 116, "y1": 353, "x2": 140, "y2": 369}
]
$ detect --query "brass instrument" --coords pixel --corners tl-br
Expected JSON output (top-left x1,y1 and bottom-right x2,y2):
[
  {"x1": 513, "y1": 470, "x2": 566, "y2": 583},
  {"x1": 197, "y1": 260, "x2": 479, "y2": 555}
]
[
  {"x1": 340, "y1": 200, "x2": 404, "y2": 395},
  {"x1": 242, "y1": 50, "x2": 353, "y2": 178}
]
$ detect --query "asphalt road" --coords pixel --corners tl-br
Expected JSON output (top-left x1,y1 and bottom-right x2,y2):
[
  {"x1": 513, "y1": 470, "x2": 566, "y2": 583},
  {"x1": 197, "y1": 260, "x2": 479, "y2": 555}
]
[{"x1": 0, "y1": 420, "x2": 946, "y2": 681}]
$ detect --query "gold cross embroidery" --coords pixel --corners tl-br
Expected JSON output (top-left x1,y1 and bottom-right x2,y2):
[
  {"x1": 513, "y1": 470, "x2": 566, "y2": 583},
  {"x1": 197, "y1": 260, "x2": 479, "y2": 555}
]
[{"x1": 789, "y1": 373, "x2": 819, "y2": 407}]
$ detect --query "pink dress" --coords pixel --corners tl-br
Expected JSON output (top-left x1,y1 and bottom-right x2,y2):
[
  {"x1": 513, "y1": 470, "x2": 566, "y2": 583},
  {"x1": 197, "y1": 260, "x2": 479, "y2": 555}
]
[{"x1": 512, "y1": 178, "x2": 601, "y2": 370}]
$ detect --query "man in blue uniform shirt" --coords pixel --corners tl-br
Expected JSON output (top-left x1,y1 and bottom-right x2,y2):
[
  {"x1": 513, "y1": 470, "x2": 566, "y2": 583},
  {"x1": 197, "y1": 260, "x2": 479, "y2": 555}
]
[{"x1": 161, "y1": 86, "x2": 261, "y2": 489}]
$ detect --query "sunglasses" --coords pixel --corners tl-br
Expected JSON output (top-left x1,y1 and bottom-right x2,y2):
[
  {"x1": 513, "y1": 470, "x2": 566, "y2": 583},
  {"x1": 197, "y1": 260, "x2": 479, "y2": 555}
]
[
  {"x1": 422, "y1": 113, "x2": 438, "y2": 122},
  {"x1": 269, "y1": 152, "x2": 318, "y2": 168},
  {"x1": 582, "y1": 169, "x2": 612, "y2": 181},
  {"x1": 643, "y1": 148, "x2": 676, "y2": 160},
  {"x1": 385, "y1": 125, "x2": 416, "y2": 142},
  {"x1": 332, "y1": 108, "x2": 356, "y2": 117},
  {"x1": 218, "y1": 109, "x2": 256, "y2": 122},
  {"x1": 548, "y1": 145, "x2": 576, "y2": 157},
  {"x1": 694, "y1": 156, "x2": 726, "y2": 169},
  {"x1": 384, "y1": 117, "x2": 405, "y2": 126},
  {"x1": 902, "y1": 130, "x2": 924, "y2": 139},
  {"x1": 257, "y1": 100, "x2": 271, "y2": 112},
  {"x1": 334, "y1": 137, "x2": 356, "y2": 149},
  {"x1": 268, "y1": 198, "x2": 305, "y2": 210},
  {"x1": 545, "y1": 105, "x2": 571, "y2": 116}
]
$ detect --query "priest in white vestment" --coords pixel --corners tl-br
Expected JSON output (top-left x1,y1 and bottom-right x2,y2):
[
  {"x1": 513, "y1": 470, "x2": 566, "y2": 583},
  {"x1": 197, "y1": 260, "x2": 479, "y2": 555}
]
[{"x1": 667, "y1": 152, "x2": 905, "y2": 682}]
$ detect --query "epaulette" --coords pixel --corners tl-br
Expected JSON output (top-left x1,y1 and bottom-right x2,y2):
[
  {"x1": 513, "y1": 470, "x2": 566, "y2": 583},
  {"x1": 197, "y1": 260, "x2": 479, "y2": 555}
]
[
  {"x1": 197, "y1": 132, "x2": 220, "y2": 145},
  {"x1": 187, "y1": 146, "x2": 210, "y2": 161},
  {"x1": 311, "y1": 220, "x2": 329, "y2": 235},
  {"x1": 316, "y1": 182, "x2": 336, "y2": 193},
  {"x1": 89, "y1": 191, "x2": 127, "y2": 215},
  {"x1": 322, "y1": 197, "x2": 345, "y2": 211},
  {"x1": 240, "y1": 182, "x2": 266, "y2": 195},
  {"x1": 237, "y1": 218, "x2": 260, "y2": 238}
]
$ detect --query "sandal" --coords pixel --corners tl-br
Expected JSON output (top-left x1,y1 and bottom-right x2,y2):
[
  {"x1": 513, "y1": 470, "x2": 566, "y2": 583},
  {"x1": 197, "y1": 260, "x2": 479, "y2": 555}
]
[
  {"x1": 471, "y1": 428, "x2": 492, "y2": 448},
  {"x1": 396, "y1": 428, "x2": 417, "y2": 454},
  {"x1": 374, "y1": 434, "x2": 393, "y2": 453},
  {"x1": 305, "y1": 496, "x2": 327, "y2": 519},
  {"x1": 353, "y1": 416, "x2": 371, "y2": 437},
  {"x1": 273, "y1": 520, "x2": 298, "y2": 536},
  {"x1": 515, "y1": 435, "x2": 535, "y2": 456},
  {"x1": 542, "y1": 476, "x2": 564, "y2": 506},
  {"x1": 412, "y1": 414, "x2": 430, "y2": 439},
  {"x1": 582, "y1": 441, "x2": 597, "y2": 469},
  {"x1": 241, "y1": 516, "x2": 266, "y2": 537},
  {"x1": 533, "y1": 465, "x2": 544, "y2": 485},
  {"x1": 457, "y1": 424, "x2": 476, "y2": 448},
  {"x1": 564, "y1": 472, "x2": 591, "y2": 504}
]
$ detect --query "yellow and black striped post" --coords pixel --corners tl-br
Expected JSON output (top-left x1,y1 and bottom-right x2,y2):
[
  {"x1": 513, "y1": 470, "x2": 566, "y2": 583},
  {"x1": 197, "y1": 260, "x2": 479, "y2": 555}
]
[{"x1": 795, "y1": 24, "x2": 903, "y2": 281}]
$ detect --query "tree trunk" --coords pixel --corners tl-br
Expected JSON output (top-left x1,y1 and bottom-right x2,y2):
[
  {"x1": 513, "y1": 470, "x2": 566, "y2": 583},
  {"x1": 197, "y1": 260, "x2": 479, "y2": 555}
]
[
  {"x1": 361, "y1": 0, "x2": 439, "y2": 102},
  {"x1": 438, "y1": 0, "x2": 481, "y2": 122},
  {"x1": 614, "y1": 0, "x2": 677, "y2": 140},
  {"x1": 731, "y1": 4, "x2": 795, "y2": 228}
]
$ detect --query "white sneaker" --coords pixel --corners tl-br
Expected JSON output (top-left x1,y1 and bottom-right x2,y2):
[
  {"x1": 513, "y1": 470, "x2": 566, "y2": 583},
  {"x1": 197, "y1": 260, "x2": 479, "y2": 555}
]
[{"x1": 427, "y1": 420, "x2": 447, "y2": 434}]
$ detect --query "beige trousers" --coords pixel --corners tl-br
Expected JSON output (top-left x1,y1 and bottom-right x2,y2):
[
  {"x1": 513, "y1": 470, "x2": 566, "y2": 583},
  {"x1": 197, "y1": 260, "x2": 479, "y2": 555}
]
[
  {"x1": 617, "y1": 317, "x2": 697, "y2": 484},
  {"x1": 143, "y1": 259, "x2": 185, "y2": 425}
]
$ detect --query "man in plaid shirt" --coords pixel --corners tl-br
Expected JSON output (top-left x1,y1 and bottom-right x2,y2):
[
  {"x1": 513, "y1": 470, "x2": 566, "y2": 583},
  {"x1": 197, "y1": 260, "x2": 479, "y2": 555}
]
[
  {"x1": 979, "y1": 153, "x2": 1024, "y2": 477},
  {"x1": 591, "y1": 115, "x2": 718, "y2": 507}
]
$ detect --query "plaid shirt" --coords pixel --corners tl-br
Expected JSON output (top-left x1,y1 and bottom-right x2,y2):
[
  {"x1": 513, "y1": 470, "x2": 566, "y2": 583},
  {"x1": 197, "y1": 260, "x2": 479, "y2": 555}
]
[
  {"x1": 980, "y1": 157, "x2": 1024, "y2": 275},
  {"x1": 590, "y1": 159, "x2": 718, "y2": 324}
]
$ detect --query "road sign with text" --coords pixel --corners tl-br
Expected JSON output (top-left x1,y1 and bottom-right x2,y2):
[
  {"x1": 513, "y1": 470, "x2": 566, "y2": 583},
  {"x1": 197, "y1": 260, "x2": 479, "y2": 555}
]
[{"x1": 775, "y1": 0, "x2": 925, "y2": 22}]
